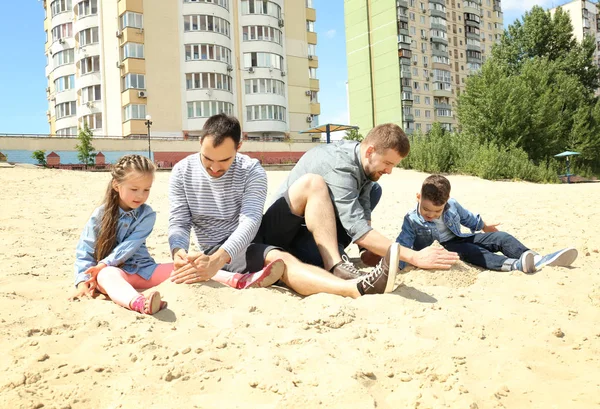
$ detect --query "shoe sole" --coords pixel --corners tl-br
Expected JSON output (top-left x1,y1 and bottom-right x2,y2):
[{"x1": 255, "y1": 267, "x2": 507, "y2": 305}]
[
  {"x1": 147, "y1": 291, "x2": 162, "y2": 315},
  {"x1": 544, "y1": 248, "x2": 578, "y2": 268},
  {"x1": 248, "y1": 259, "x2": 286, "y2": 288},
  {"x1": 522, "y1": 250, "x2": 535, "y2": 274},
  {"x1": 385, "y1": 243, "x2": 400, "y2": 293}
]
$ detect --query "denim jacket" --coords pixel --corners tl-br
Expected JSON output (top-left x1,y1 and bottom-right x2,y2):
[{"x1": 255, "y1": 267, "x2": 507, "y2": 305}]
[
  {"x1": 74, "y1": 204, "x2": 158, "y2": 287},
  {"x1": 396, "y1": 198, "x2": 484, "y2": 268}
]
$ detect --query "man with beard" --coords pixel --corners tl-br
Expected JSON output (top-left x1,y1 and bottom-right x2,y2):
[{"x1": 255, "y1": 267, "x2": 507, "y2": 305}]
[{"x1": 255, "y1": 123, "x2": 459, "y2": 280}]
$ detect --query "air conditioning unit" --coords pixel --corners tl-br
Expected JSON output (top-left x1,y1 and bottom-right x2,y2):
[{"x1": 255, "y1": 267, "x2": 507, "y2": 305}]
[
  {"x1": 116, "y1": 30, "x2": 123, "y2": 38},
  {"x1": 226, "y1": 64, "x2": 233, "y2": 71},
  {"x1": 430, "y1": 72, "x2": 434, "y2": 77},
  {"x1": 424, "y1": 63, "x2": 428, "y2": 67},
  {"x1": 308, "y1": 55, "x2": 314, "y2": 60},
  {"x1": 46, "y1": 87, "x2": 51, "y2": 93},
  {"x1": 49, "y1": 50, "x2": 53, "y2": 55},
  {"x1": 425, "y1": 77, "x2": 430, "y2": 81},
  {"x1": 413, "y1": 61, "x2": 417, "y2": 65},
  {"x1": 46, "y1": 110, "x2": 51, "y2": 117},
  {"x1": 248, "y1": 67, "x2": 255, "y2": 73},
  {"x1": 116, "y1": 61, "x2": 124, "y2": 68},
  {"x1": 86, "y1": 101, "x2": 94, "y2": 108},
  {"x1": 421, "y1": 35, "x2": 427, "y2": 40},
  {"x1": 138, "y1": 91, "x2": 147, "y2": 98},
  {"x1": 482, "y1": 37, "x2": 486, "y2": 41},
  {"x1": 59, "y1": 38, "x2": 65, "y2": 44},
  {"x1": 278, "y1": 19, "x2": 284, "y2": 28},
  {"x1": 50, "y1": 96, "x2": 56, "y2": 101},
  {"x1": 281, "y1": 71, "x2": 286, "y2": 76},
  {"x1": 306, "y1": 115, "x2": 313, "y2": 123},
  {"x1": 305, "y1": 90, "x2": 312, "y2": 96}
]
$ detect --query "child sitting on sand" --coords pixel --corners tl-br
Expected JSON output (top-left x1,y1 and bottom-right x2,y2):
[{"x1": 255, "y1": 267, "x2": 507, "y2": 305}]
[
  {"x1": 71, "y1": 154, "x2": 284, "y2": 315},
  {"x1": 396, "y1": 174, "x2": 578, "y2": 272}
]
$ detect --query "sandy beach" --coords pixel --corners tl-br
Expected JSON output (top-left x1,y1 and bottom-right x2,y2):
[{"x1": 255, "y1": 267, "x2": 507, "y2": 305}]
[{"x1": 1, "y1": 166, "x2": 599, "y2": 409}]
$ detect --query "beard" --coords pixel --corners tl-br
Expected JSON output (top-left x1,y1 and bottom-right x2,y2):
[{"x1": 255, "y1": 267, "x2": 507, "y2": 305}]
[{"x1": 366, "y1": 170, "x2": 382, "y2": 181}]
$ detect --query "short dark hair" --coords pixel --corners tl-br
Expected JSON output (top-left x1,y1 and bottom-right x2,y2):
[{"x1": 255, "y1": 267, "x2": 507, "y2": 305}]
[
  {"x1": 363, "y1": 123, "x2": 410, "y2": 157},
  {"x1": 200, "y1": 113, "x2": 241, "y2": 148},
  {"x1": 421, "y1": 174, "x2": 451, "y2": 206}
]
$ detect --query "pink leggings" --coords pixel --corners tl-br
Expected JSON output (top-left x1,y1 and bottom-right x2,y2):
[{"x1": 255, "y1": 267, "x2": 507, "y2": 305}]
[{"x1": 96, "y1": 264, "x2": 173, "y2": 309}]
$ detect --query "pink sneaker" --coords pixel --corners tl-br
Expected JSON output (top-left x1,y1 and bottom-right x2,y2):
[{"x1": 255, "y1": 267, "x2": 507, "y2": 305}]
[
  {"x1": 236, "y1": 259, "x2": 285, "y2": 289},
  {"x1": 130, "y1": 291, "x2": 165, "y2": 315}
]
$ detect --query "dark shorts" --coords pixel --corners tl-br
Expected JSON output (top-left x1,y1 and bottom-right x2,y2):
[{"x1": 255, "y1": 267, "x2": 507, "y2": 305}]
[{"x1": 202, "y1": 241, "x2": 280, "y2": 274}]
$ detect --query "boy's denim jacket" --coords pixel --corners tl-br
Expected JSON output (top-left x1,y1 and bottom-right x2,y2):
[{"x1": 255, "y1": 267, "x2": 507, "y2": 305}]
[{"x1": 395, "y1": 198, "x2": 484, "y2": 268}]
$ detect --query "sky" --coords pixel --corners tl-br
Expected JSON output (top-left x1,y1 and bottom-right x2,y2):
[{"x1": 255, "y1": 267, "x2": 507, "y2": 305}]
[{"x1": 0, "y1": 0, "x2": 569, "y2": 135}]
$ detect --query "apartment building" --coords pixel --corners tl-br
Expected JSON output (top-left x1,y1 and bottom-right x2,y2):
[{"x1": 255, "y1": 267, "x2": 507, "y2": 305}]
[
  {"x1": 551, "y1": 0, "x2": 600, "y2": 66},
  {"x1": 43, "y1": 0, "x2": 320, "y2": 140},
  {"x1": 345, "y1": 0, "x2": 503, "y2": 134}
]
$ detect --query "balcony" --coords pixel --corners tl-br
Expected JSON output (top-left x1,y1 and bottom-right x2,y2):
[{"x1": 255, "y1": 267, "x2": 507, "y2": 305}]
[
  {"x1": 401, "y1": 69, "x2": 412, "y2": 79},
  {"x1": 310, "y1": 103, "x2": 320, "y2": 116},
  {"x1": 397, "y1": 0, "x2": 408, "y2": 7},
  {"x1": 429, "y1": 0, "x2": 446, "y2": 5},
  {"x1": 466, "y1": 31, "x2": 480, "y2": 40},
  {"x1": 398, "y1": 49, "x2": 412, "y2": 59},
  {"x1": 403, "y1": 113, "x2": 414, "y2": 122},
  {"x1": 434, "y1": 101, "x2": 452, "y2": 110},
  {"x1": 431, "y1": 36, "x2": 449, "y2": 46},
  {"x1": 429, "y1": 9, "x2": 446, "y2": 19},
  {"x1": 309, "y1": 78, "x2": 319, "y2": 91},
  {"x1": 430, "y1": 22, "x2": 447, "y2": 31}
]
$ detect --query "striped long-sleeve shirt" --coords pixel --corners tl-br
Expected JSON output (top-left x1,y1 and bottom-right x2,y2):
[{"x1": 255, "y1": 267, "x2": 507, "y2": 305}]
[{"x1": 168, "y1": 152, "x2": 267, "y2": 273}]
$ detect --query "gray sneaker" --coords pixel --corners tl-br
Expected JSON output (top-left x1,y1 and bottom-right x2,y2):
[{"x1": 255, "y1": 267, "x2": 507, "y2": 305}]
[
  {"x1": 512, "y1": 250, "x2": 535, "y2": 273},
  {"x1": 534, "y1": 248, "x2": 578, "y2": 270},
  {"x1": 357, "y1": 243, "x2": 399, "y2": 295},
  {"x1": 331, "y1": 255, "x2": 364, "y2": 280}
]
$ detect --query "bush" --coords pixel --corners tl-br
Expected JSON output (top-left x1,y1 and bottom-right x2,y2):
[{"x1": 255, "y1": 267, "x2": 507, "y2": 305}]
[{"x1": 32, "y1": 150, "x2": 46, "y2": 166}]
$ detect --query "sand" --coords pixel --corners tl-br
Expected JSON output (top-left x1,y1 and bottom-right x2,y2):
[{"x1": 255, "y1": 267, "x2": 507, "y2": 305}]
[{"x1": 0, "y1": 167, "x2": 599, "y2": 409}]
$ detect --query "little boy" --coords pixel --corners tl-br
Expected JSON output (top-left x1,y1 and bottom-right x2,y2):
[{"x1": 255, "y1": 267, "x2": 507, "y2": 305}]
[{"x1": 396, "y1": 175, "x2": 578, "y2": 272}]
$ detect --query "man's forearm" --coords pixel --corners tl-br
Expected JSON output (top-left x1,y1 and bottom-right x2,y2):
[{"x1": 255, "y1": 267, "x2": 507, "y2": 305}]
[{"x1": 354, "y1": 230, "x2": 392, "y2": 256}]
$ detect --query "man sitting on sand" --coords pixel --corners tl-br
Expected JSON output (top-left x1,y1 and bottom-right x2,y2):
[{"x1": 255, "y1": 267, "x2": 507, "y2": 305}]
[
  {"x1": 253, "y1": 123, "x2": 460, "y2": 279},
  {"x1": 168, "y1": 114, "x2": 398, "y2": 297}
]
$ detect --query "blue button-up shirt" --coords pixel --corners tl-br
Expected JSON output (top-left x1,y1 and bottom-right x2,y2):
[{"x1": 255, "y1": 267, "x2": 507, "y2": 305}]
[{"x1": 74, "y1": 204, "x2": 158, "y2": 286}]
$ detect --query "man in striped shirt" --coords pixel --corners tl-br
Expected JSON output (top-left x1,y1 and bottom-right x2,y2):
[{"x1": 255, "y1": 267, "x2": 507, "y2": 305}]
[{"x1": 168, "y1": 114, "x2": 397, "y2": 297}]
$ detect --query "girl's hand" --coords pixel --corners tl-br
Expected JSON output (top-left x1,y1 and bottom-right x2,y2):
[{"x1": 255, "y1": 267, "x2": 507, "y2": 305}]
[
  {"x1": 83, "y1": 263, "x2": 107, "y2": 293},
  {"x1": 70, "y1": 282, "x2": 93, "y2": 300}
]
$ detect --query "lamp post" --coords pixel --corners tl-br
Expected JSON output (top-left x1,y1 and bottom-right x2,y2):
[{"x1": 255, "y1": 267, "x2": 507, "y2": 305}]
[{"x1": 145, "y1": 114, "x2": 152, "y2": 161}]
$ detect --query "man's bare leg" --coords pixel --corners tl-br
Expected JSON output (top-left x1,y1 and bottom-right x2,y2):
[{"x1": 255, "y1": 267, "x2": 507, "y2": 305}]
[{"x1": 287, "y1": 174, "x2": 342, "y2": 271}]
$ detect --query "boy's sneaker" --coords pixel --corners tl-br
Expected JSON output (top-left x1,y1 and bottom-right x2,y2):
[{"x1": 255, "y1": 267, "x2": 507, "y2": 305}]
[
  {"x1": 359, "y1": 248, "x2": 382, "y2": 267},
  {"x1": 512, "y1": 250, "x2": 535, "y2": 273},
  {"x1": 331, "y1": 255, "x2": 364, "y2": 280},
  {"x1": 534, "y1": 248, "x2": 578, "y2": 270},
  {"x1": 357, "y1": 243, "x2": 399, "y2": 295}
]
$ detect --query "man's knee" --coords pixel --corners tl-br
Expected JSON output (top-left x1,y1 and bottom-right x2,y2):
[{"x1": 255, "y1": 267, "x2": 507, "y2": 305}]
[{"x1": 292, "y1": 173, "x2": 327, "y2": 195}]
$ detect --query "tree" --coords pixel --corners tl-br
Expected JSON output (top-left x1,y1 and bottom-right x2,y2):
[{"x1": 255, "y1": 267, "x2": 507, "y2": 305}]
[
  {"x1": 343, "y1": 129, "x2": 363, "y2": 141},
  {"x1": 76, "y1": 123, "x2": 95, "y2": 165},
  {"x1": 31, "y1": 150, "x2": 46, "y2": 166}
]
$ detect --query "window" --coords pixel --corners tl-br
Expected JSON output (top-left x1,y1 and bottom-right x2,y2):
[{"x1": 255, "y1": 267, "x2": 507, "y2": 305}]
[
  {"x1": 425, "y1": 96, "x2": 431, "y2": 104},
  {"x1": 82, "y1": 113, "x2": 102, "y2": 130},
  {"x1": 415, "y1": 95, "x2": 420, "y2": 103},
  {"x1": 51, "y1": 23, "x2": 72, "y2": 42},
  {"x1": 187, "y1": 101, "x2": 234, "y2": 118},
  {"x1": 124, "y1": 104, "x2": 147, "y2": 121},
  {"x1": 243, "y1": 52, "x2": 284, "y2": 70},
  {"x1": 123, "y1": 73, "x2": 146, "y2": 90},
  {"x1": 54, "y1": 74, "x2": 75, "y2": 92},
  {"x1": 78, "y1": 27, "x2": 99, "y2": 46},
  {"x1": 309, "y1": 91, "x2": 318, "y2": 103},
  {"x1": 308, "y1": 44, "x2": 316, "y2": 56},
  {"x1": 409, "y1": 12, "x2": 415, "y2": 21},
  {"x1": 51, "y1": 0, "x2": 72, "y2": 17},
  {"x1": 56, "y1": 101, "x2": 76, "y2": 119},
  {"x1": 187, "y1": 73, "x2": 234, "y2": 92},
  {"x1": 121, "y1": 12, "x2": 144, "y2": 29},
  {"x1": 80, "y1": 56, "x2": 100, "y2": 75},
  {"x1": 184, "y1": 15, "x2": 230, "y2": 37},
  {"x1": 307, "y1": 21, "x2": 315, "y2": 32},
  {"x1": 410, "y1": 27, "x2": 416, "y2": 35},
  {"x1": 81, "y1": 85, "x2": 101, "y2": 103},
  {"x1": 185, "y1": 44, "x2": 232, "y2": 64},
  {"x1": 242, "y1": 25, "x2": 282, "y2": 44},
  {"x1": 424, "y1": 83, "x2": 429, "y2": 91},
  {"x1": 413, "y1": 81, "x2": 420, "y2": 90},
  {"x1": 412, "y1": 67, "x2": 418, "y2": 76},
  {"x1": 77, "y1": 0, "x2": 98, "y2": 17},
  {"x1": 415, "y1": 109, "x2": 421, "y2": 117},
  {"x1": 433, "y1": 55, "x2": 450, "y2": 64},
  {"x1": 246, "y1": 105, "x2": 287, "y2": 122},
  {"x1": 436, "y1": 108, "x2": 452, "y2": 117},
  {"x1": 306, "y1": 0, "x2": 313, "y2": 6},
  {"x1": 56, "y1": 127, "x2": 77, "y2": 136},
  {"x1": 53, "y1": 49, "x2": 74, "y2": 67},
  {"x1": 244, "y1": 78, "x2": 285, "y2": 96},
  {"x1": 122, "y1": 43, "x2": 144, "y2": 59},
  {"x1": 184, "y1": 0, "x2": 229, "y2": 9},
  {"x1": 425, "y1": 110, "x2": 431, "y2": 118},
  {"x1": 309, "y1": 67, "x2": 317, "y2": 78},
  {"x1": 241, "y1": 0, "x2": 282, "y2": 18}
]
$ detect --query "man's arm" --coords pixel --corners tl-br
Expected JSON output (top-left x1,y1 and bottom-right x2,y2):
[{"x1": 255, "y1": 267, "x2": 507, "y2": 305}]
[{"x1": 168, "y1": 163, "x2": 193, "y2": 257}]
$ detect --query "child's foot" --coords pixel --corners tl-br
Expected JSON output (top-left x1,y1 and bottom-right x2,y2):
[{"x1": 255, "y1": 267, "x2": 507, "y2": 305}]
[
  {"x1": 130, "y1": 291, "x2": 162, "y2": 315},
  {"x1": 512, "y1": 250, "x2": 535, "y2": 273},
  {"x1": 534, "y1": 248, "x2": 578, "y2": 270},
  {"x1": 236, "y1": 259, "x2": 286, "y2": 289}
]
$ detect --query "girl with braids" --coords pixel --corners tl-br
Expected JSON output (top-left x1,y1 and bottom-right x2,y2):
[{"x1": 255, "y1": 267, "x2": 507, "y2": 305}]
[{"x1": 72, "y1": 154, "x2": 283, "y2": 315}]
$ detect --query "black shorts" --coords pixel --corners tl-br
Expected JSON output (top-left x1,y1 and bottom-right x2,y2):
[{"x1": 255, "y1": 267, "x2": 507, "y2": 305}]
[{"x1": 202, "y1": 241, "x2": 280, "y2": 273}]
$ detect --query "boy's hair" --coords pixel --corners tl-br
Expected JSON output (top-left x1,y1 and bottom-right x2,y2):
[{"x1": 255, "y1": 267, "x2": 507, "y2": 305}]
[
  {"x1": 363, "y1": 123, "x2": 410, "y2": 157},
  {"x1": 421, "y1": 174, "x2": 451, "y2": 206},
  {"x1": 200, "y1": 113, "x2": 241, "y2": 148},
  {"x1": 95, "y1": 155, "x2": 155, "y2": 263}
]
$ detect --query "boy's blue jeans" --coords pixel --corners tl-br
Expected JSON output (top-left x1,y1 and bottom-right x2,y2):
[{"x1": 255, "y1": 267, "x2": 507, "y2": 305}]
[{"x1": 441, "y1": 231, "x2": 530, "y2": 271}]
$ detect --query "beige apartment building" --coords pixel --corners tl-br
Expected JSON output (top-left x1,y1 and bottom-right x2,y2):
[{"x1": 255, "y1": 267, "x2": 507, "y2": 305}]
[
  {"x1": 345, "y1": 0, "x2": 503, "y2": 134},
  {"x1": 43, "y1": 0, "x2": 320, "y2": 140},
  {"x1": 551, "y1": 0, "x2": 600, "y2": 66}
]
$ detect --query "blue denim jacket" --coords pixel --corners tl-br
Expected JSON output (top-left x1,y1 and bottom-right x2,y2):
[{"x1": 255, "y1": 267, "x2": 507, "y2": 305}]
[
  {"x1": 396, "y1": 198, "x2": 484, "y2": 268},
  {"x1": 74, "y1": 204, "x2": 158, "y2": 287}
]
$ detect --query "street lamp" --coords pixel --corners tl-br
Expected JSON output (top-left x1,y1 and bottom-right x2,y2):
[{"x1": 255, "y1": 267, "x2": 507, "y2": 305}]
[{"x1": 145, "y1": 114, "x2": 152, "y2": 160}]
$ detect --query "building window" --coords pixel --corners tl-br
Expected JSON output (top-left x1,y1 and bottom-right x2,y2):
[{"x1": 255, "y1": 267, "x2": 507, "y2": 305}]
[
  {"x1": 307, "y1": 20, "x2": 315, "y2": 32},
  {"x1": 185, "y1": 44, "x2": 232, "y2": 64},
  {"x1": 309, "y1": 67, "x2": 317, "y2": 79},
  {"x1": 56, "y1": 127, "x2": 77, "y2": 136},
  {"x1": 82, "y1": 113, "x2": 102, "y2": 130},
  {"x1": 187, "y1": 101, "x2": 234, "y2": 118},
  {"x1": 123, "y1": 73, "x2": 146, "y2": 90},
  {"x1": 53, "y1": 49, "x2": 74, "y2": 67},
  {"x1": 414, "y1": 95, "x2": 420, "y2": 103},
  {"x1": 56, "y1": 101, "x2": 76, "y2": 119},
  {"x1": 122, "y1": 43, "x2": 144, "y2": 59},
  {"x1": 308, "y1": 43, "x2": 316, "y2": 56},
  {"x1": 184, "y1": 15, "x2": 230, "y2": 37},
  {"x1": 51, "y1": 23, "x2": 72, "y2": 42},
  {"x1": 425, "y1": 110, "x2": 431, "y2": 118},
  {"x1": 187, "y1": 73, "x2": 234, "y2": 92},
  {"x1": 121, "y1": 12, "x2": 144, "y2": 29},
  {"x1": 77, "y1": 0, "x2": 98, "y2": 17},
  {"x1": 425, "y1": 96, "x2": 431, "y2": 104},
  {"x1": 246, "y1": 105, "x2": 286, "y2": 122},
  {"x1": 433, "y1": 55, "x2": 450, "y2": 64},
  {"x1": 242, "y1": 25, "x2": 282, "y2": 44},
  {"x1": 244, "y1": 78, "x2": 286, "y2": 96},
  {"x1": 78, "y1": 27, "x2": 99, "y2": 47},
  {"x1": 243, "y1": 52, "x2": 284, "y2": 70},
  {"x1": 184, "y1": 0, "x2": 229, "y2": 9},
  {"x1": 51, "y1": 0, "x2": 72, "y2": 17},
  {"x1": 81, "y1": 85, "x2": 101, "y2": 103},
  {"x1": 79, "y1": 56, "x2": 100, "y2": 75},
  {"x1": 241, "y1": 0, "x2": 281, "y2": 18},
  {"x1": 306, "y1": 0, "x2": 313, "y2": 7},
  {"x1": 54, "y1": 74, "x2": 75, "y2": 92},
  {"x1": 124, "y1": 104, "x2": 147, "y2": 121}
]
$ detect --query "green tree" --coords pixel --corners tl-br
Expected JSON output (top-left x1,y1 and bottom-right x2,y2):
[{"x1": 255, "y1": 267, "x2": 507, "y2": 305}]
[
  {"x1": 343, "y1": 128, "x2": 363, "y2": 142},
  {"x1": 31, "y1": 150, "x2": 46, "y2": 166},
  {"x1": 76, "y1": 124, "x2": 95, "y2": 165}
]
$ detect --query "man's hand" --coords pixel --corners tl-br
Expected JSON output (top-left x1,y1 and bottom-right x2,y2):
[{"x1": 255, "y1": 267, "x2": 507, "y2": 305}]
[
  {"x1": 171, "y1": 251, "x2": 219, "y2": 284},
  {"x1": 69, "y1": 282, "x2": 93, "y2": 300},
  {"x1": 412, "y1": 246, "x2": 459, "y2": 270},
  {"x1": 482, "y1": 221, "x2": 500, "y2": 233}
]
